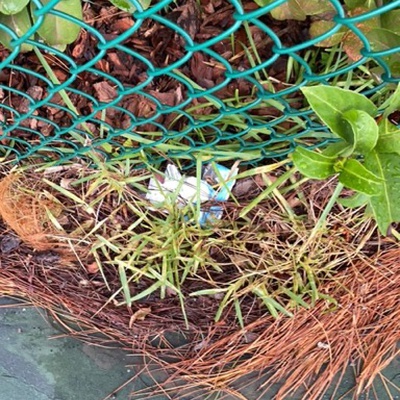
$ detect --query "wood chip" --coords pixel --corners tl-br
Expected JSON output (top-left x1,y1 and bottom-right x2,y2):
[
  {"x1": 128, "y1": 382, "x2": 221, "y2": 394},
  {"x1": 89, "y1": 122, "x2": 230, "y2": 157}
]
[{"x1": 93, "y1": 81, "x2": 118, "y2": 103}]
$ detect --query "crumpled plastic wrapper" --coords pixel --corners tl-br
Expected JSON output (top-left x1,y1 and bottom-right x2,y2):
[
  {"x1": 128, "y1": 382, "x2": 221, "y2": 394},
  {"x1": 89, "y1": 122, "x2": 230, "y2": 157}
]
[{"x1": 146, "y1": 163, "x2": 238, "y2": 225}]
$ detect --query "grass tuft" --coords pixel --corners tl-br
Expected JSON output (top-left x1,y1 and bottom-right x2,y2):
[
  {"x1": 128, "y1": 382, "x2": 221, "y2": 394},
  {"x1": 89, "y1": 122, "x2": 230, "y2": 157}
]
[{"x1": 0, "y1": 158, "x2": 382, "y2": 328}]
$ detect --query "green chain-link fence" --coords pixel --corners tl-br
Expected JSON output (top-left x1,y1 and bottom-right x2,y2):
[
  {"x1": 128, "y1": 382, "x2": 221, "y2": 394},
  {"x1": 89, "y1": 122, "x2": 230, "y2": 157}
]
[{"x1": 0, "y1": 0, "x2": 399, "y2": 167}]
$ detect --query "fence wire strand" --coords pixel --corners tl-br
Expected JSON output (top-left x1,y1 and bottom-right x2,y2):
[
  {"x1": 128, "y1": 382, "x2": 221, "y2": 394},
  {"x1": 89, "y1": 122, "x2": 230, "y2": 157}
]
[{"x1": 0, "y1": 0, "x2": 399, "y2": 166}]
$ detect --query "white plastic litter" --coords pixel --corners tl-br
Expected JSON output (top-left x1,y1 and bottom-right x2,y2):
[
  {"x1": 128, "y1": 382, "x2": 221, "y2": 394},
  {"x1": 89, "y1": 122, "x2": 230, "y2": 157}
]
[{"x1": 146, "y1": 163, "x2": 238, "y2": 225}]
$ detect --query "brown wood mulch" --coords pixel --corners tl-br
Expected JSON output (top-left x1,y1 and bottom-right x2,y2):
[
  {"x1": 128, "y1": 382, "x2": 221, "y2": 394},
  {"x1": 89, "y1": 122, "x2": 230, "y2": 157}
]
[{"x1": 0, "y1": 0, "x2": 309, "y2": 155}]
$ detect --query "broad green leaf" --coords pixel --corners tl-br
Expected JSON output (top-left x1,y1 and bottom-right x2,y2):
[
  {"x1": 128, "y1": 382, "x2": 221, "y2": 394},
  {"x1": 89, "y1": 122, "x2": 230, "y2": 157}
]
[
  {"x1": 344, "y1": 0, "x2": 374, "y2": 9},
  {"x1": 364, "y1": 151, "x2": 400, "y2": 234},
  {"x1": 342, "y1": 109, "x2": 379, "y2": 154},
  {"x1": 271, "y1": 0, "x2": 333, "y2": 20},
  {"x1": 322, "y1": 141, "x2": 353, "y2": 157},
  {"x1": 0, "y1": 0, "x2": 29, "y2": 15},
  {"x1": 31, "y1": 0, "x2": 83, "y2": 46},
  {"x1": 253, "y1": 0, "x2": 274, "y2": 6},
  {"x1": 381, "y1": 10, "x2": 400, "y2": 35},
  {"x1": 109, "y1": 0, "x2": 151, "y2": 13},
  {"x1": 51, "y1": 43, "x2": 67, "y2": 52},
  {"x1": 375, "y1": 119, "x2": 400, "y2": 155},
  {"x1": 366, "y1": 28, "x2": 400, "y2": 77},
  {"x1": 292, "y1": 147, "x2": 336, "y2": 179},
  {"x1": 376, "y1": 133, "x2": 400, "y2": 155},
  {"x1": 309, "y1": 21, "x2": 345, "y2": 47},
  {"x1": 366, "y1": 28, "x2": 400, "y2": 53},
  {"x1": 301, "y1": 86, "x2": 377, "y2": 142},
  {"x1": 0, "y1": 7, "x2": 33, "y2": 52},
  {"x1": 364, "y1": 203, "x2": 374, "y2": 218},
  {"x1": 338, "y1": 158, "x2": 382, "y2": 196},
  {"x1": 382, "y1": 83, "x2": 400, "y2": 118},
  {"x1": 378, "y1": 117, "x2": 399, "y2": 135},
  {"x1": 387, "y1": 57, "x2": 400, "y2": 78},
  {"x1": 271, "y1": 1, "x2": 305, "y2": 20},
  {"x1": 296, "y1": 0, "x2": 333, "y2": 15},
  {"x1": 337, "y1": 192, "x2": 369, "y2": 208}
]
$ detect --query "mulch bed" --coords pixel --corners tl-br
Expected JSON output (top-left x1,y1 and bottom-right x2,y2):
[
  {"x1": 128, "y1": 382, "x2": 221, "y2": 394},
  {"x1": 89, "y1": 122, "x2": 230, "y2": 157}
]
[
  {"x1": 1, "y1": 2, "x2": 399, "y2": 399},
  {"x1": 0, "y1": 0, "x2": 312, "y2": 160}
]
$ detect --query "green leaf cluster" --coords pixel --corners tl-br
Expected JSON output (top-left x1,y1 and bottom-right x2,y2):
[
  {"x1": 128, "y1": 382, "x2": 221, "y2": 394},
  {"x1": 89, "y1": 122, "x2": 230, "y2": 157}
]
[
  {"x1": 292, "y1": 84, "x2": 400, "y2": 235},
  {"x1": 0, "y1": 0, "x2": 82, "y2": 52},
  {"x1": 311, "y1": 1, "x2": 400, "y2": 77},
  {"x1": 253, "y1": 0, "x2": 334, "y2": 21},
  {"x1": 254, "y1": 0, "x2": 400, "y2": 77},
  {"x1": 109, "y1": 0, "x2": 151, "y2": 13}
]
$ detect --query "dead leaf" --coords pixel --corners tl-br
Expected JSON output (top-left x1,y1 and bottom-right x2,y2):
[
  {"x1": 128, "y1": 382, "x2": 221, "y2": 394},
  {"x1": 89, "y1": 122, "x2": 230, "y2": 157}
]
[
  {"x1": 27, "y1": 85, "x2": 44, "y2": 101},
  {"x1": 60, "y1": 178, "x2": 73, "y2": 190},
  {"x1": 17, "y1": 86, "x2": 43, "y2": 113},
  {"x1": 229, "y1": 253, "x2": 249, "y2": 266},
  {"x1": 343, "y1": 30, "x2": 363, "y2": 61},
  {"x1": 232, "y1": 178, "x2": 259, "y2": 198},
  {"x1": 111, "y1": 17, "x2": 134, "y2": 32},
  {"x1": 129, "y1": 308, "x2": 152, "y2": 328},
  {"x1": 56, "y1": 214, "x2": 69, "y2": 226},
  {"x1": 190, "y1": 52, "x2": 214, "y2": 89},
  {"x1": 287, "y1": 194, "x2": 302, "y2": 208}
]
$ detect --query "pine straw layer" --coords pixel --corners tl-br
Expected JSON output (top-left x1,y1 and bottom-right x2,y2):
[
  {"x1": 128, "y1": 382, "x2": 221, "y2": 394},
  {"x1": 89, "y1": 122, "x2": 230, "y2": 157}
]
[{"x1": 0, "y1": 234, "x2": 399, "y2": 399}]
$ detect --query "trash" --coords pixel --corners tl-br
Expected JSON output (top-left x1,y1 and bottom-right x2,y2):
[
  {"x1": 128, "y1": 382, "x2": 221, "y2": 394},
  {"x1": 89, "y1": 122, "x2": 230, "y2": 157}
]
[{"x1": 146, "y1": 163, "x2": 238, "y2": 225}]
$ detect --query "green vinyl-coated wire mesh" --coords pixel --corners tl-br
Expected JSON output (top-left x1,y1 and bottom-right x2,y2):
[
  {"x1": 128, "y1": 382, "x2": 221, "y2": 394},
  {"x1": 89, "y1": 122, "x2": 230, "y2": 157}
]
[{"x1": 0, "y1": 0, "x2": 399, "y2": 167}]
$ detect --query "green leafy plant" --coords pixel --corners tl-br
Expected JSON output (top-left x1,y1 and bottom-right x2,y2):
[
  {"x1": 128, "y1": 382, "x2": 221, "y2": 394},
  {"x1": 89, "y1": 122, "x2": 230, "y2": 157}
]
[
  {"x1": 254, "y1": 0, "x2": 400, "y2": 77},
  {"x1": 309, "y1": 0, "x2": 400, "y2": 77},
  {"x1": 253, "y1": 0, "x2": 334, "y2": 21},
  {"x1": 0, "y1": 0, "x2": 82, "y2": 52},
  {"x1": 292, "y1": 84, "x2": 400, "y2": 235},
  {"x1": 109, "y1": 0, "x2": 151, "y2": 13}
]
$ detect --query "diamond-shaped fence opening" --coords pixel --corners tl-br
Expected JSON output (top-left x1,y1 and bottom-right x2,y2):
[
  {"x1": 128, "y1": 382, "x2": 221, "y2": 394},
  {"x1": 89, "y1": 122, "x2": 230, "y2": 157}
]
[{"x1": 0, "y1": 0, "x2": 399, "y2": 167}]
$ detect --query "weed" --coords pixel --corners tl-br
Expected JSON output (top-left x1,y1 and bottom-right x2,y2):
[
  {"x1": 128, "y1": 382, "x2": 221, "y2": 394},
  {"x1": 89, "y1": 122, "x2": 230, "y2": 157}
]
[
  {"x1": 108, "y1": 0, "x2": 152, "y2": 13},
  {"x1": 292, "y1": 84, "x2": 400, "y2": 235},
  {"x1": 254, "y1": 0, "x2": 400, "y2": 77},
  {"x1": 12, "y1": 156, "x2": 374, "y2": 328}
]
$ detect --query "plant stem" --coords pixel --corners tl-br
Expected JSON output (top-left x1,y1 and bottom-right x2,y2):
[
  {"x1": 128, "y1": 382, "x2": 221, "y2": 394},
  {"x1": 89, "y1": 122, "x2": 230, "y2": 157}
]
[
  {"x1": 33, "y1": 46, "x2": 108, "y2": 164},
  {"x1": 33, "y1": 46, "x2": 87, "y2": 143},
  {"x1": 312, "y1": 182, "x2": 344, "y2": 239},
  {"x1": 297, "y1": 181, "x2": 344, "y2": 261}
]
